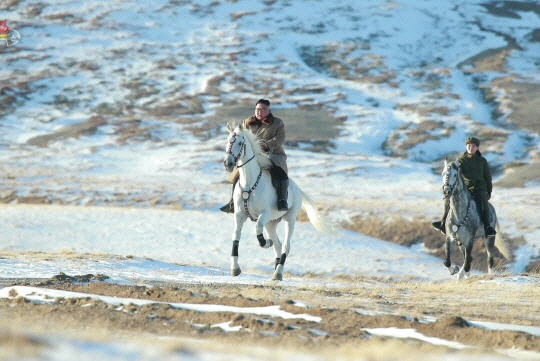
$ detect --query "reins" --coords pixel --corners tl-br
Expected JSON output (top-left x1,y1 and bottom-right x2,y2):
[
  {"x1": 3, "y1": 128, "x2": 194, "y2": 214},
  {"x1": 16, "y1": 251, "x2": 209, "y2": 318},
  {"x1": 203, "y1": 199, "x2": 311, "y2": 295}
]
[{"x1": 237, "y1": 154, "x2": 255, "y2": 168}]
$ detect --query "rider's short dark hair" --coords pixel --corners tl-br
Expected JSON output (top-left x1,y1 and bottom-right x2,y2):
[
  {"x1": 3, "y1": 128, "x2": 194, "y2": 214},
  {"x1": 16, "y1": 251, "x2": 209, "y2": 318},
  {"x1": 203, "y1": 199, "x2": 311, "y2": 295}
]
[{"x1": 256, "y1": 99, "x2": 270, "y2": 107}]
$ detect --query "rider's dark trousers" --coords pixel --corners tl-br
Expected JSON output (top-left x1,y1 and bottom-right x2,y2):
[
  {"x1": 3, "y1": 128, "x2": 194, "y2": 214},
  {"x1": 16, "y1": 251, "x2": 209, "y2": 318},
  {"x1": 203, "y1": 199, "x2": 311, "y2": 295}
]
[
  {"x1": 473, "y1": 190, "x2": 491, "y2": 229},
  {"x1": 269, "y1": 165, "x2": 288, "y2": 182}
]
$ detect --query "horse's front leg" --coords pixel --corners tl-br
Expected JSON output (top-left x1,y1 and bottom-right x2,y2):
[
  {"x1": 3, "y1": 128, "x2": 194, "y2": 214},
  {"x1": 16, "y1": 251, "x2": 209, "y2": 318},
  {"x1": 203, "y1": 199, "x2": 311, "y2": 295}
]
[
  {"x1": 255, "y1": 211, "x2": 273, "y2": 248},
  {"x1": 457, "y1": 240, "x2": 473, "y2": 281},
  {"x1": 444, "y1": 237, "x2": 459, "y2": 275},
  {"x1": 231, "y1": 211, "x2": 247, "y2": 276}
]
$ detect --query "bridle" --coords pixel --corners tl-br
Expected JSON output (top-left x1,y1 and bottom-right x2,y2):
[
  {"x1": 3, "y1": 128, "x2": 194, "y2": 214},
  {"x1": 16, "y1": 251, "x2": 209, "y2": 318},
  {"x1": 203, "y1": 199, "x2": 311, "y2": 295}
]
[
  {"x1": 443, "y1": 163, "x2": 472, "y2": 237},
  {"x1": 226, "y1": 133, "x2": 255, "y2": 168},
  {"x1": 442, "y1": 164, "x2": 462, "y2": 199},
  {"x1": 226, "y1": 132, "x2": 261, "y2": 221}
]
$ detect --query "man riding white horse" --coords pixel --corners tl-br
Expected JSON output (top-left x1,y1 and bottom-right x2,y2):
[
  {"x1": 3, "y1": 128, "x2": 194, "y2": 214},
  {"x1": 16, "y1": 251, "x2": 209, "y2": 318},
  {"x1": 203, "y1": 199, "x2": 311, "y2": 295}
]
[
  {"x1": 432, "y1": 136, "x2": 497, "y2": 236},
  {"x1": 220, "y1": 98, "x2": 289, "y2": 213}
]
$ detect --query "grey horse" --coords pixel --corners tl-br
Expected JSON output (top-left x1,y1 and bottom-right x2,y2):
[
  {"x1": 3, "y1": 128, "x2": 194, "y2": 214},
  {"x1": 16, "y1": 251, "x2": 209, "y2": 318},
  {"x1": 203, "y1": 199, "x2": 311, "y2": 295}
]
[{"x1": 440, "y1": 159, "x2": 511, "y2": 280}]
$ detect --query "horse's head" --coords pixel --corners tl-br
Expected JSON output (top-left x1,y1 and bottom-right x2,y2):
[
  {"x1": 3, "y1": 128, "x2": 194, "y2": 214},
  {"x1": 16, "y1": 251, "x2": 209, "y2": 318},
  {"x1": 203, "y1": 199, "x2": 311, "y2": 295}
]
[
  {"x1": 442, "y1": 158, "x2": 460, "y2": 198},
  {"x1": 223, "y1": 123, "x2": 247, "y2": 172}
]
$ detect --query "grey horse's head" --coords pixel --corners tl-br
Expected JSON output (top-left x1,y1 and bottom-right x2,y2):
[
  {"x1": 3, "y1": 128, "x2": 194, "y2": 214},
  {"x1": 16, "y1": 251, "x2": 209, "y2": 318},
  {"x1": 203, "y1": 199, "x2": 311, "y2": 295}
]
[
  {"x1": 442, "y1": 159, "x2": 460, "y2": 198},
  {"x1": 223, "y1": 123, "x2": 246, "y2": 172}
]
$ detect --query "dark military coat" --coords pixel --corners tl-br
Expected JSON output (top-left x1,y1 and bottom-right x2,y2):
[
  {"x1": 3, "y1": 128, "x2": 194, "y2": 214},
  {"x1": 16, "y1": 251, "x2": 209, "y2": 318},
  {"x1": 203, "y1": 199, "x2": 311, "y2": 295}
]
[{"x1": 458, "y1": 152, "x2": 492, "y2": 194}]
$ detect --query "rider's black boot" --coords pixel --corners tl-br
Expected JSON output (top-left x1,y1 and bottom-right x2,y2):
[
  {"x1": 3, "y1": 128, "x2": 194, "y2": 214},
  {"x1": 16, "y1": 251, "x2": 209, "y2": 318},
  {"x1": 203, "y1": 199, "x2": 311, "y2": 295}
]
[
  {"x1": 277, "y1": 179, "x2": 289, "y2": 211},
  {"x1": 480, "y1": 197, "x2": 496, "y2": 236},
  {"x1": 219, "y1": 199, "x2": 234, "y2": 213},
  {"x1": 431, "y1": 220, "x2": 446, "y2": 234},
  {"x1": 220, "y1": 183, "x2": 236, "y2": 213},
  {"x1": 485, "y1": 225, "x2": 496, "y2": 236}
]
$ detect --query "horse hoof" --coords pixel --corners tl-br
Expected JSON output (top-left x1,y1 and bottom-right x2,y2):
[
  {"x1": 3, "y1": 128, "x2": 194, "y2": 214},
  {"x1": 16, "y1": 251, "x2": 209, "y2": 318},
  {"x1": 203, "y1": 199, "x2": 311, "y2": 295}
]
[
  {"x1": 231, "y1": 267, "x2": 241, "y2": 277},
  {"x1": 272, "y1": 272, "x2": 282, "y2": 281},
  {"x1": 257, "y1": 234, "x2": 273, "y2": 248},
  {"x1": 448, "y1": 265, "x2": 459, "y2": 275}
]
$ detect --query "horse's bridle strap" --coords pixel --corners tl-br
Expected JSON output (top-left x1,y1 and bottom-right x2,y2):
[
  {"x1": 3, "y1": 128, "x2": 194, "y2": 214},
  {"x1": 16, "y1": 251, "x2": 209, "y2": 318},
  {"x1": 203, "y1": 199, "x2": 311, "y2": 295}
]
[
  {"x1": 242, "y1": 169, "x2": 263, "y2": 222},
  {"x1": 226, "y1": 133, "x2": 245, "y2": 165}
]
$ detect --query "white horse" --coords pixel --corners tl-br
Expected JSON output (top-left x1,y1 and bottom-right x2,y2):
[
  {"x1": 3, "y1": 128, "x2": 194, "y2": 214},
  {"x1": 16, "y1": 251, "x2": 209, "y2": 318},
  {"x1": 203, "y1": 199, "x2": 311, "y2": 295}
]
[
  {"x1": 441, "y1": 159, "x2": 511, "y2": 280},
  {"x1": 223, "y1": 123, "x2": 334, "y2": 281}
]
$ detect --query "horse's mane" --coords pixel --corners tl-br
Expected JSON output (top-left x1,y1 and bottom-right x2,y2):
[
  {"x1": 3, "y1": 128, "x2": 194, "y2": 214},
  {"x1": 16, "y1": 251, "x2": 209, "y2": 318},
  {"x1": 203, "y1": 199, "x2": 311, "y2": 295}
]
[
  {"x1": 448, "y1": 161, "x2": 462, "y2": 184},
  {"x1": 449, "y1": 161, "x2": 471, "y2": 198},
  {"x1": 453, "y1": 161, "x2": 466, "y2": 189},
  {"x1": 234, "y1": 126, "x2": 273, "y2": 169}
]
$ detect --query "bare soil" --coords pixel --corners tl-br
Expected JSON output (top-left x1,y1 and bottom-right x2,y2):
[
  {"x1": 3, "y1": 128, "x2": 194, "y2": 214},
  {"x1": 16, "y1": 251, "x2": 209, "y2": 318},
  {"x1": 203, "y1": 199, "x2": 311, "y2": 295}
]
[{"x1": 1, "y1": 274, "x2": 539, "y2": 360}]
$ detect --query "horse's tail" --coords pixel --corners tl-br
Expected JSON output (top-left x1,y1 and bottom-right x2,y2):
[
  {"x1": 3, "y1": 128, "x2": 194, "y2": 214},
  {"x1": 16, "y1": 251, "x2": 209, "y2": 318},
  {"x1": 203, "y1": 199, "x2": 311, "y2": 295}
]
[
  {"x1": 300, "y1": 190, "x2": 335, "y2": 234},
  {"x1": 494, "y1": 221, "x2": 511, "y2": 260}
]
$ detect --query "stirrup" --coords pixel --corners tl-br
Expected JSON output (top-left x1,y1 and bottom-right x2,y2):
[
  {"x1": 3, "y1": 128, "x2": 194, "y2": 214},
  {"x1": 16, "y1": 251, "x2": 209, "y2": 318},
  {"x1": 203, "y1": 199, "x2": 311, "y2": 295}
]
[{"x1": 277, "y1": 200, "x2": 288, "y2": 211}]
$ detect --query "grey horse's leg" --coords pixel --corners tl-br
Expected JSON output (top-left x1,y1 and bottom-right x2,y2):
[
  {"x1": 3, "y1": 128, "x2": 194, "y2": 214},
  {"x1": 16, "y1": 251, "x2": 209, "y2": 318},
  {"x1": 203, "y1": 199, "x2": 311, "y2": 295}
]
[
  {"x1": 463, "y1": 241, "x2": 473, "y2": 273},
  {"x1": 444, "y1": 237, "x2": 458, "y2": 275},
  {"x1": 456, "y1": 240, "x2": 471, "y2": 280},
  {"x1": 485, "y1": 235, "x2": 496, "y2": 274},
  {"x1": 444, "y1": 238, "x2": 452, "y2": 268}
]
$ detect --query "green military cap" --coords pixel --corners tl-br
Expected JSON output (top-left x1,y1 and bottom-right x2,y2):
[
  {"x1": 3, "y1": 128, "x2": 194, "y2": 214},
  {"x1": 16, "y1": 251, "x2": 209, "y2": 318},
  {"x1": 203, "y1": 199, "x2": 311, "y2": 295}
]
[{"x1": 465, "y1": 137, "x2": 480, "y2": 146}]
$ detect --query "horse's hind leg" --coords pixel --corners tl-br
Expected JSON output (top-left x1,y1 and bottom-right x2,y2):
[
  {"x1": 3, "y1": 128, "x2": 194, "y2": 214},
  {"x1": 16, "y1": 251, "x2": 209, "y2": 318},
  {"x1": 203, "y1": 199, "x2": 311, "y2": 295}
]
[
  {"x1": 265, "y1": 220, "x2": 282, "y2": 269},
  {"x1": 272, "y1": 217, "x2": 295, "y2": 281}
]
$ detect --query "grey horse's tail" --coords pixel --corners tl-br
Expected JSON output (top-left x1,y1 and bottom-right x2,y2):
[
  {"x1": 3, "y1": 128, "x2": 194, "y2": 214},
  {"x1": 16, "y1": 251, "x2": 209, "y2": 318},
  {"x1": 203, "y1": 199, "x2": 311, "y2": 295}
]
[
  {"x1": 494, "y1": 221, "x2": 511, "y2": 260},
  {"x1": 300, "y1": 190, "x2": 336, "y2": 234}
]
